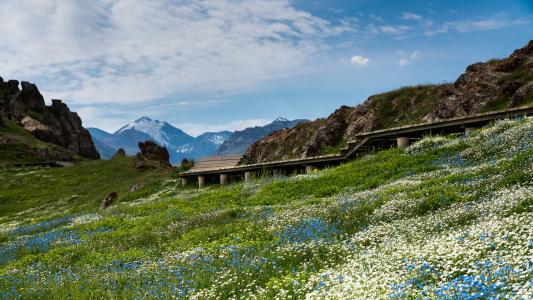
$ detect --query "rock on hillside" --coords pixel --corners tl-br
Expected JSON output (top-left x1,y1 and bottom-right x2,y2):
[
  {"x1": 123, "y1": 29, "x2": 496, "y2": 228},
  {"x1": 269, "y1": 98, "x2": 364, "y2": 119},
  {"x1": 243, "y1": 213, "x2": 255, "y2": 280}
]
[
  {"x1": 133, "y1": 140, "x2": 172, "y2": 171},
  {"x1": 0, "y1": 78, "x2": 100, "y2": 159},
  {"x1": 245, "y1": 40, "x2": 533, "y2": 163},
  {"x1": 215, "y1": 117, "x2": 307, "y2": 156}
]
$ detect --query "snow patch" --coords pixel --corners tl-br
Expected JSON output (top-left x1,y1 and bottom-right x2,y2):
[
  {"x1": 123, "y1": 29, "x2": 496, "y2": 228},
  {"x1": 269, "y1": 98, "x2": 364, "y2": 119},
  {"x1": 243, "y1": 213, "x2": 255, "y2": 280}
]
[
  {"x1": 117, "y1": 117, "x2": 170, "y2": 146},
  {"x1": 208, "y1": 135, "x2": 226, "y2": 145}
]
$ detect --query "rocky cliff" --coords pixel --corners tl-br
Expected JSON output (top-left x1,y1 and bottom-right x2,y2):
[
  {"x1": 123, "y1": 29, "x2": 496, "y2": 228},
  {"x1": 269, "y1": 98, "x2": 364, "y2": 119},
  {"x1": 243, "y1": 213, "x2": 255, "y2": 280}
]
[
  {"x1": 0, "y1": 78, "x2": 100, "y2": 159},
  {"x1": 245, "y1": 40, "x2": 533, "y2": 163}
]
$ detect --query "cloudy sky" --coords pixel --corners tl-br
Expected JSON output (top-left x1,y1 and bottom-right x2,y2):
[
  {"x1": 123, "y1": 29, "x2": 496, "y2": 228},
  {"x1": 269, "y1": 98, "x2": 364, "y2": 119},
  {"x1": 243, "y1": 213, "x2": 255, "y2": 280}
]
[{"x1": 1, "y1": 0, "x2": 531, "y2": 135}]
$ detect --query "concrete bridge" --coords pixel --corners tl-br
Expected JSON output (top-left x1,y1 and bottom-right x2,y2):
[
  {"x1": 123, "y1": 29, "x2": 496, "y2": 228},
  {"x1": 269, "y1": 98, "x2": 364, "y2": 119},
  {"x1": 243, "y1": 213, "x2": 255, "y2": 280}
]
[{"x1": 180, "y1": 106, "x2": 533, "y2": 188}]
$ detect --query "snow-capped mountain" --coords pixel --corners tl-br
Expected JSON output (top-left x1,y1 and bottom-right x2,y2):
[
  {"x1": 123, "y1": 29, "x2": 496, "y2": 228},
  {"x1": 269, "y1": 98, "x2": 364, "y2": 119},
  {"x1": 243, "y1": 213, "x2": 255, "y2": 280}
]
[
  {"x1": 115, "y1": 117, "x2": 195, "y2": 150},
  {"x1": 89, "y1": 116, "x2": 305, "y2": 164},
  {"x1": 89, "y1": 117, "x2": 229, "y2": 164}
]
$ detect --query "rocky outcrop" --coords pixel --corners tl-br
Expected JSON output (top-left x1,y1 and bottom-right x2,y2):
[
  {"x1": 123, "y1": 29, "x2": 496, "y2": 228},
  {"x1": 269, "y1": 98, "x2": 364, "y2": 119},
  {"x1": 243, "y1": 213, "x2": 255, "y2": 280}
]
[
  {"x1": 112, "y1": 148, "x2": 126, "y2": 159},
  {"x1": 245, "y1": 40, "x2": 533, "y2": 163},
  {"x1": 424, "y1": 40, "x2": 533, "y2": 120},
  {"x1": 0, "y1": 78, "x2": 100, "y2": 159},
  {"x1": 133, "y1": 140, "x2": 172, "y2": 171}
]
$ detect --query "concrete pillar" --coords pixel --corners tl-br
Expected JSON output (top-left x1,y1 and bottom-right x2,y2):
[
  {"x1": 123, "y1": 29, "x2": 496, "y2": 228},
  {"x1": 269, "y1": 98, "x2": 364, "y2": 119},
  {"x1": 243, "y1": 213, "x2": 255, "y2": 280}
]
[
  {"x1": 198, "y1": 176, "x2": 205, "y2": 188},
  {"x1": 396, "y1": 136, "x2": 410, "y2": 149},
  {"x1": 244, "y1": 171, "x2": 252, "y2": 182},
  {"x1": 220, "y1": 174, "x2": 228, "y2": 185},
  {"x1": 273, "y1": 168, "x2": 282, "y2": 177},
  {"x1": 181, "y1": 177, "x2": 188, "y2": 187},
  {"x1": 305, "y1": 166, "x2": 317, "y2": 174}
]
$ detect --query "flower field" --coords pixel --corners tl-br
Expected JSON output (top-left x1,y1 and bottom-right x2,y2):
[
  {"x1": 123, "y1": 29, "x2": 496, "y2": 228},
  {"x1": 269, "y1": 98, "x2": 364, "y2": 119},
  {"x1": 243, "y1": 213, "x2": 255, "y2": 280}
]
[{"x1": 0, "y1": 117, "x2": 532, "y2": 299}]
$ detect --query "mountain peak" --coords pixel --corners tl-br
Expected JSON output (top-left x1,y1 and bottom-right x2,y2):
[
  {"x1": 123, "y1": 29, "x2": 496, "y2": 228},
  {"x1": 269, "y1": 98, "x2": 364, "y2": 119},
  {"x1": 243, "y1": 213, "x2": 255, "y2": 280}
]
[
  {"x1": 135, "y1": 116, "x2": 153, "y2": 122},
  {"x1": 273, "y1": 117, "x2": 289, "y2": 122}
]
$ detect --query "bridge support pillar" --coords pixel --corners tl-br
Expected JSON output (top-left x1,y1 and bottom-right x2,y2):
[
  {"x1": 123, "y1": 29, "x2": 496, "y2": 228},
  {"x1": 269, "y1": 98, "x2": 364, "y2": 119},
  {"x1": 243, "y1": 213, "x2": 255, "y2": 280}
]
[
  {"x1": 464, "y1": 126, "x2": 477, "y2": 133},
  {"x1": 181, "y1": 177, "x2": 188, "y2": 187},
  {"x1": 244, "y1": 171, "x2": 252, "y2": 182},
  {"x1": 220, "y1": 174, "x2": 228, "y2": 185},
  {"x1": 273, "y1": 168, "x2": 282, "y2": 177},
  {"x1": 305, "y1": 166, "x2": 317, "y2": 174},
  {"x1": 198, "y1": 176, "x2": 205, "y2": 188},
  {"x1": 396, "y1": 136, "x2": 410, "y2": 149}
]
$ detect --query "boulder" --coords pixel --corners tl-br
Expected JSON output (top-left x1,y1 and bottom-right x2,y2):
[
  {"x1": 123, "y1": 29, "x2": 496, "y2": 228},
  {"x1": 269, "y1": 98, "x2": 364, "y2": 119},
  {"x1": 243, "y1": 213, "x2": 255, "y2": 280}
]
[
  {"x1": 129, "y1": 181, "x2": 144, "y2": 192},
  {"x1": 21, "y1": 116, "x2": 50, "y2": 132},
  {"x1": 100, "y1": 192, "x2": 118, "y2": 209},
  {"x1": 112, "y1": 148, "x2": 126, "y2": 159},
  {"x1": 133, "y1": 140, "x2": 172, "y2": 171}
]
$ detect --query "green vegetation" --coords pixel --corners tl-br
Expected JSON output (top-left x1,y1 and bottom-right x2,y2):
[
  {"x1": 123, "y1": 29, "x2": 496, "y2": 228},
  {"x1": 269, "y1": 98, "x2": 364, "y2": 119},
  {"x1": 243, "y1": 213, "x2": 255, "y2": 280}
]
[
  {"x1": 373, "y1": 84, "x2": 445, "y2": 129},
  {"x1": 0, "y1": 117, "x2": 532, "y2": 299},
  {"x1": 0, "y1": 157, "x2": 172, "y2": 224},
  {"x1": 0, "y1": 119, "x2": 76, "y2": 165},
  {"x1": 319, "y1": 139, "x2": 346, "y2": 155}
]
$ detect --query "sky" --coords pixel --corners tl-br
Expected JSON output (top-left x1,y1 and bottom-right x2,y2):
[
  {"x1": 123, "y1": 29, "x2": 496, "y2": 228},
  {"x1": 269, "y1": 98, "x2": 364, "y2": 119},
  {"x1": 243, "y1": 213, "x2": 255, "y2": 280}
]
[{"x1": 0, "y1": 0, "x2": 532, "y2": 136}]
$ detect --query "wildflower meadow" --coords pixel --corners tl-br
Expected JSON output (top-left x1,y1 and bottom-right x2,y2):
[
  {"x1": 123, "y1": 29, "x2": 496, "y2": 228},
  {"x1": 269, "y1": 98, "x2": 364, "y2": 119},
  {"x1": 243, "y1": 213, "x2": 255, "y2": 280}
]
[{"x1": 0, "y1": 117, "x2": 532, "y2": 299}]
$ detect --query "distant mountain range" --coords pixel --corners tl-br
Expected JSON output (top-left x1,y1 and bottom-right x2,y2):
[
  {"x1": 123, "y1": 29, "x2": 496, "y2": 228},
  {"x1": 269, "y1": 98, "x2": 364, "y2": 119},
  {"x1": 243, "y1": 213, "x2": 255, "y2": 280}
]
[
  {"x1": 88, "y1": 117, "x2": 305, "y2": 164},
  {"x1": 215, "y1": 117, "x2": 307, "y2": 156}
]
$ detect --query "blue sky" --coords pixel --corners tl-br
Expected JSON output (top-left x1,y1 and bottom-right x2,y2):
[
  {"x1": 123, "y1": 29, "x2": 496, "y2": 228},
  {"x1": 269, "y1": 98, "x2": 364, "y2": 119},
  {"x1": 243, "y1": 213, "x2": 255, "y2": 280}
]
[{"x1": 0, "y1": 0, "x2": 531, "y2": 135}]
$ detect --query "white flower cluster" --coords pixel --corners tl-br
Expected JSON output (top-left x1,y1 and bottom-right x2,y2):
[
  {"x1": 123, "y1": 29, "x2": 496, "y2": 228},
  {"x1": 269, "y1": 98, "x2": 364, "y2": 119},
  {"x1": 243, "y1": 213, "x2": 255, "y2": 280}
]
[{"x1": 299, "y1": 185, "x2": 533, "y2": 299}]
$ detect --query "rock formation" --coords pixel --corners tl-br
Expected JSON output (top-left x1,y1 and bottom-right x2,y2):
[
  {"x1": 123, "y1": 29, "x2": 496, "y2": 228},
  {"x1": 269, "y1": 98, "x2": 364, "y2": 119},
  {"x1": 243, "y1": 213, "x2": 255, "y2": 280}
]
[
  {"x1": 0, "y1": 78, "x2": 100, "y2": 159},
  {"x1": 133, "y1": 140, "x2": 172, "y2": 171},
  {"x1": 100, "y1": 192, "x2": 118, "y2": 209},
  {"x1": 112, "y1": 148, "x2": 126, "y2": 159},
  {"x1": 245, "y1": 40, "x2": 533, "y2": 163}
]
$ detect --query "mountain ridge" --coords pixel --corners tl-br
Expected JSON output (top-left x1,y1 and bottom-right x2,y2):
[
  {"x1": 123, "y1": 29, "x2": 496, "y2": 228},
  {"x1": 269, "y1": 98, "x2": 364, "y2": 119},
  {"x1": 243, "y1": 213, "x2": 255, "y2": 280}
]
[
  {"x1": 215, "y1": 118, "x2": 307, "y2": 156},
  {"x1": 89, "y1": 117, "x2": 304, "y2": 164}
]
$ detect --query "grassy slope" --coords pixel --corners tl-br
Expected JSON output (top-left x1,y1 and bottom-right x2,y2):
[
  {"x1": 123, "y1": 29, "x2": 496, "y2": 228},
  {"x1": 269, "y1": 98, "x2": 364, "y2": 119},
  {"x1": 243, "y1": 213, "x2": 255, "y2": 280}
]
[
  {"x1": 0, "y1": 119, "x2": 82, "y2": 165},
  {"x1": 0, "y1": 117, "x2": 532, "y2": 299},
  {"x1": 0, "y1": 120, "x2": 52, "y2": 164},
  {"x1": 373, "y1": 84, "x2": 445, "y2": 129},
  {"x1": 0, "y1": 157, "x2": 173, "y2": 225}
]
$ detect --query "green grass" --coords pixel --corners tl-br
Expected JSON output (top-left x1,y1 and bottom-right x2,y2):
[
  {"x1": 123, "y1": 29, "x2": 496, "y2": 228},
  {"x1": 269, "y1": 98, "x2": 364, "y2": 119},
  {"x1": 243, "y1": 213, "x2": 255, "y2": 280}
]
[
  {"x1": 373, "y1": 84, "x2": 445, "y2": 129},
  {"x1": 0, "y1": 118, "x2": 531, "y2": 299},
  {"x1": 0, "y1": 157, "x2": 172, "y2": 224},
  {"x1": 0, "y1": 119, "x2": 79, "y2": 165}
]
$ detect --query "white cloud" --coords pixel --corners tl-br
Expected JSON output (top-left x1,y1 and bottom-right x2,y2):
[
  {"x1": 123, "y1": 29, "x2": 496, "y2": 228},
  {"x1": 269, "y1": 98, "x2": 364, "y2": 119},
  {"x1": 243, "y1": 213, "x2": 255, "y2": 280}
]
[
  {"x1": 379, "y1": 25, "x2": 411, "y2": 35},
  {"x1": 424, "y1": 17, "x2": 529, "y2": 36},
  {"x1": 0, "y1": 0, "x2": 351, "y2": 105},
  {"x1": 175, "y1": 119, "x2": 272, "y2": 136},
  {"x1": 77, "y1": 106, "x2": 136, "y2": 133},
  {"x1": 400, "y1": 12, "x2": 422, "y2": 21},
  {"x1": 350, "y1": 55, "x2": 370, "y2": 66},
  {"x1": 396, "y1": 50, "x2": 420, "y2": 66}
]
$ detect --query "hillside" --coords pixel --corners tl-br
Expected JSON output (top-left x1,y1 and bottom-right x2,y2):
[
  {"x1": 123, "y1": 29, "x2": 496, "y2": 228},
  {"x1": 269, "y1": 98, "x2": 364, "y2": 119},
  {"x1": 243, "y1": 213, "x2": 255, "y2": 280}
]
[
  {"x1": 1, "y1": 117, "x2": 531, "y2": 298},
  {"x1": 0, "y1": 119, "x2": 78, "y2": 165},
  {"x1": 0, "y1": 78, "x2": 99, "y2": 160},
  {"x1": 245, "y1": 40, "x2": 533, "y2": 163}
]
